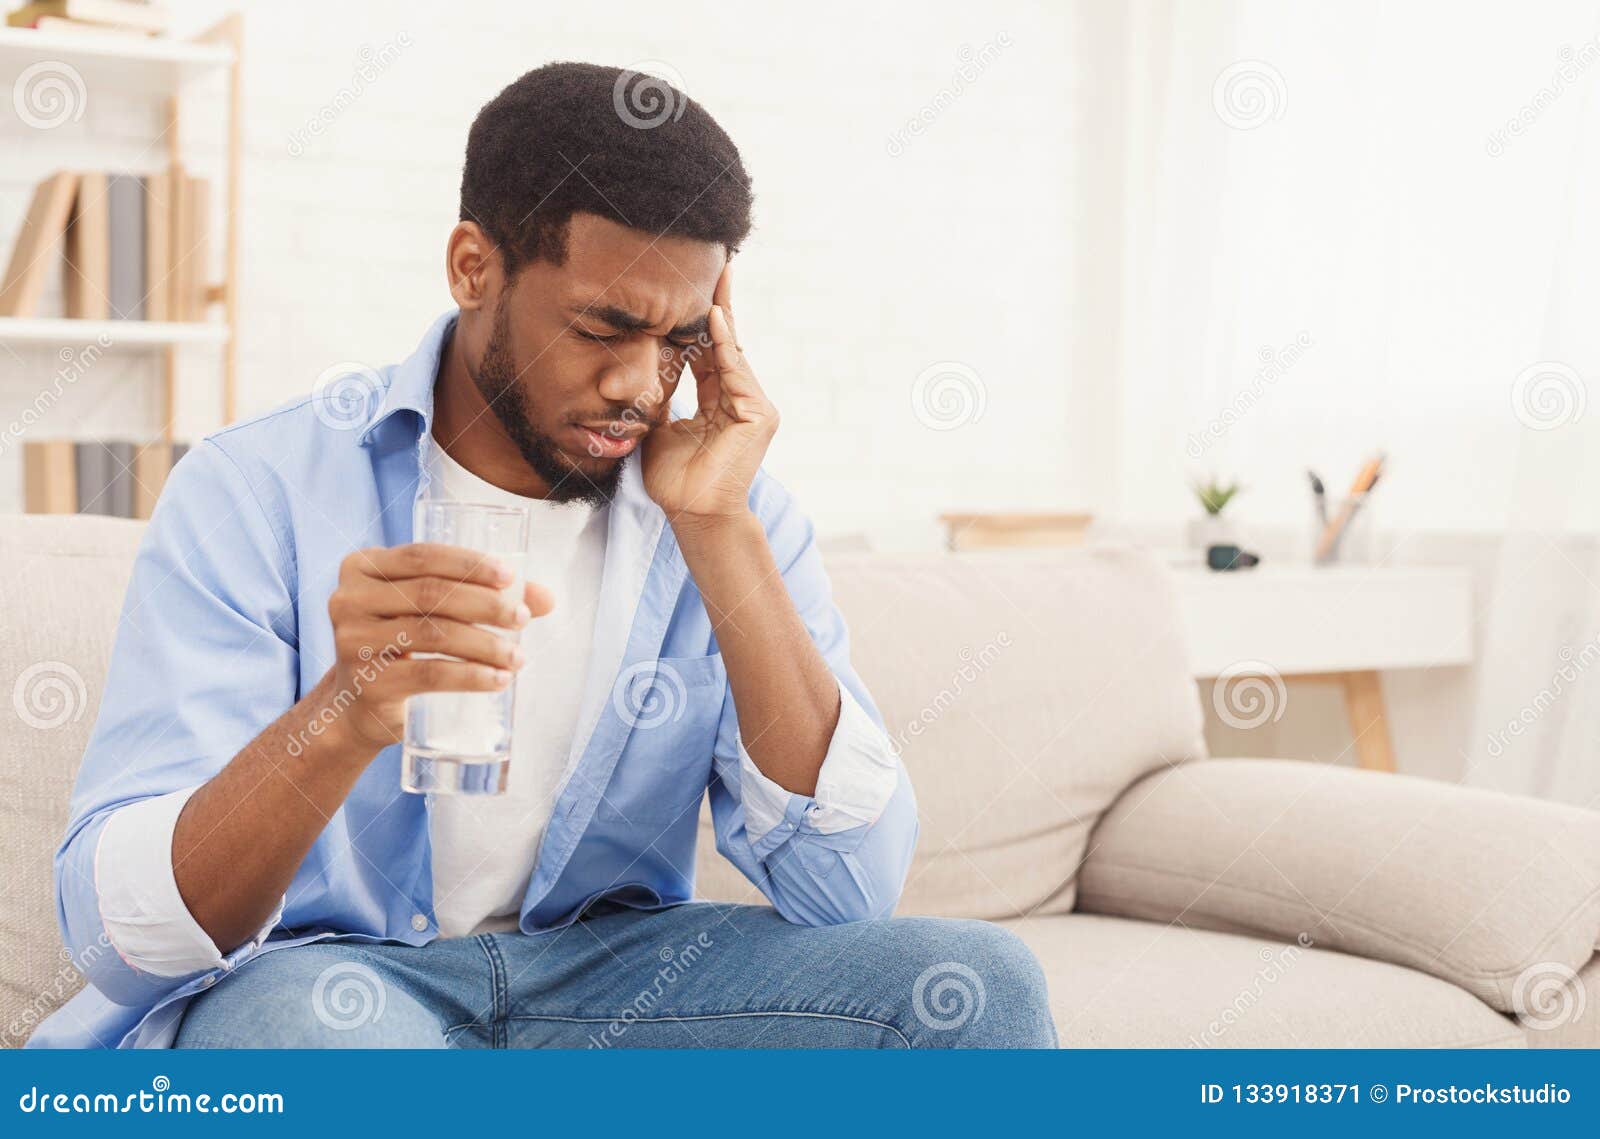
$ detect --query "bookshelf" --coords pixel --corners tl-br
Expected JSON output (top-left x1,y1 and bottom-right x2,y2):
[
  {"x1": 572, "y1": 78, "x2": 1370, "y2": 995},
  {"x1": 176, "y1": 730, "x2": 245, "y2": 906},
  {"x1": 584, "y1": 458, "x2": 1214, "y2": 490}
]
[
  {"x1": 0, "y1": 23, "x2": 233, "y2": 92},
  {"x1": 0, "y1": 10, "x2": 242, "y2": 481},
  {"x1": 0, "y1": 315, "x2": 229, "y2": 348}
]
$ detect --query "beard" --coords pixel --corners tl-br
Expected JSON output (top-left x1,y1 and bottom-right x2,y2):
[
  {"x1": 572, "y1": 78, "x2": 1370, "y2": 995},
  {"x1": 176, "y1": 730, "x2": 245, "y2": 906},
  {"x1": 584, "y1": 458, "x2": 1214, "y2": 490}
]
[{"x1": 468, "y1": 299, "x2": 624, "y2": 507}]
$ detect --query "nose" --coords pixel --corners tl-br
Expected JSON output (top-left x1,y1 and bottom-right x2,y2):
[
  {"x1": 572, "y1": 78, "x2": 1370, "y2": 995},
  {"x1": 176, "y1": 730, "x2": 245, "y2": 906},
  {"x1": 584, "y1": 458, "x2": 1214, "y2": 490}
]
[{"x1": 596, "y1": 338, "x2": 667, "y2": 414}]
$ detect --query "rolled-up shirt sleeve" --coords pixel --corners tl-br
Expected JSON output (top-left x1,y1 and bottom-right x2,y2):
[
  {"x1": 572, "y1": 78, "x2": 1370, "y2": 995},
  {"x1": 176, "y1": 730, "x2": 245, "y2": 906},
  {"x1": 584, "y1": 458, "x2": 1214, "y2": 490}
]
[
  {"x1": 734, "y1": 681, "x2": 901, "y2": 843},
  {"x1": 95, "y1": 786, "x2": 283, "y2": 978}
]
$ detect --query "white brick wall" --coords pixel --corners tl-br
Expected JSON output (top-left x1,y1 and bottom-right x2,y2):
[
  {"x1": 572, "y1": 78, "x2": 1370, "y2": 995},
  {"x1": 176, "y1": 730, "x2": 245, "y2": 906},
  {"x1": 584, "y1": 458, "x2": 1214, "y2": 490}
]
[{"x1": 0, "y1": 0, "x2": 1084, "y2": 546}]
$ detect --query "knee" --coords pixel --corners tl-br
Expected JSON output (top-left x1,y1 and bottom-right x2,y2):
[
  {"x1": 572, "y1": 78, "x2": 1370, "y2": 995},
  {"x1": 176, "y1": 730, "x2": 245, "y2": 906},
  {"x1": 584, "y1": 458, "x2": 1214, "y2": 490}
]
[{"x1": 888, "y1": 918, "x2": 1058, "y2": 1049}]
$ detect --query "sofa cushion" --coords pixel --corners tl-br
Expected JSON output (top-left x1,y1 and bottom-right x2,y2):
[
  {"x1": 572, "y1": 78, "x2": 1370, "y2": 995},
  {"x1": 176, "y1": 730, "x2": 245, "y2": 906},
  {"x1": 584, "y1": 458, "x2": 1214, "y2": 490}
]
[
  {"x1": 1076, "y1": 758, "x2": 1600, "y2": 1015},
  {"x1": 1, "y1": 515, "x2": 146, "y2": 1046},
  {"x1": 697, "y1": 546, "x2": 1206, "y2": 918},
  {"x1": 1004, "y1": 913, "x2": 1525, "y2": 1047}
]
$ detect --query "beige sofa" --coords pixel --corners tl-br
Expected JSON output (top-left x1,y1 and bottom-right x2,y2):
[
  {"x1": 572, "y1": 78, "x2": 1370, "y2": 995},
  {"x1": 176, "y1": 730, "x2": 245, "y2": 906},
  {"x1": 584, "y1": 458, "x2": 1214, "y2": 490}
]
[{"x1": 3, "y1": 514, "x2": 1598, "y2": 1047}]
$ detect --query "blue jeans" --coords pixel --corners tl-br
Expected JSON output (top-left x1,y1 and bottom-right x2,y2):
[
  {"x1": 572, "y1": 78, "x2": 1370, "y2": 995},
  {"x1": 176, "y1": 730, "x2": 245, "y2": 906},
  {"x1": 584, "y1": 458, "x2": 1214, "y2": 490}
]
[{"x1": 174, "y1": 903, "x2": 1057, "y2": 1048}]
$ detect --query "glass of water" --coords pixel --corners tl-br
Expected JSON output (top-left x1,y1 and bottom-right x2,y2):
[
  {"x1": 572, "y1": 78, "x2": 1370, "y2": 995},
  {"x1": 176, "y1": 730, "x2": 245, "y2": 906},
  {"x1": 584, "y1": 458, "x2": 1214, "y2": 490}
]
[{"x1": 400, "y1": 498, "x2": 529, "y2": 796}]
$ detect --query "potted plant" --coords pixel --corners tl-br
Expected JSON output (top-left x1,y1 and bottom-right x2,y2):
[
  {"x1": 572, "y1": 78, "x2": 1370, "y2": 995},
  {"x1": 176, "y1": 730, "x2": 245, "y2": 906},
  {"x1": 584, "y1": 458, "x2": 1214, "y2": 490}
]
[{"x1": 1187, "y1": 477, "x2": 1242, "y2": 555}]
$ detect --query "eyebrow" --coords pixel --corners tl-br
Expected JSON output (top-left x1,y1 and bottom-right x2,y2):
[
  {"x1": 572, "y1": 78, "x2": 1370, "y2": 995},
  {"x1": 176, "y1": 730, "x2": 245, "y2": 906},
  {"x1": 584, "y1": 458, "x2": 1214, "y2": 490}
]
[{"x1": 571, "y1": 303, "x2": 708, "y2": 340}]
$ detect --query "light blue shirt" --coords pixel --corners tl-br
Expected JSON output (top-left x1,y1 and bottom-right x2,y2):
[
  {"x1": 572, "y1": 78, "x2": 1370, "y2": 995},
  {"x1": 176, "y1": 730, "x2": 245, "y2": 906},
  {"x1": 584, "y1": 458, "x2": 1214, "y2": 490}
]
[{"x1": 32, "y1": 312, "x2": 918, "y2": 1049}]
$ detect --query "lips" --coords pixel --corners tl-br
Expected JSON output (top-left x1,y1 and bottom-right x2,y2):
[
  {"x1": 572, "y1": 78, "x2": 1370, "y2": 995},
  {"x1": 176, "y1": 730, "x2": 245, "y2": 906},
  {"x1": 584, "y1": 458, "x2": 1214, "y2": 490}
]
[{"x1": 574, "y1": 423, "x2": 643, "y2": 460}]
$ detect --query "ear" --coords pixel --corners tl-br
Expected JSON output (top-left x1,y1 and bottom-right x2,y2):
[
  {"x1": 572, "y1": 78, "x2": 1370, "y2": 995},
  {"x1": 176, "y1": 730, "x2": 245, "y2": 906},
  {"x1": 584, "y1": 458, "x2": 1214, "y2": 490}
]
[{"x1": 445, "y1": 220, "x2": 503, "y2": 313}]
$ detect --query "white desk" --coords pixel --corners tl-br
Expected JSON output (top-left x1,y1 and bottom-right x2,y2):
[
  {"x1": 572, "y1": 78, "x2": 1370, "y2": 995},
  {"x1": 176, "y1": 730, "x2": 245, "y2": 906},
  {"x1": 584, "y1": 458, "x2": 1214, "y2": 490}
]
[{"x1": 1174, "y1": 565, "x2": 1474, "y2": 771}]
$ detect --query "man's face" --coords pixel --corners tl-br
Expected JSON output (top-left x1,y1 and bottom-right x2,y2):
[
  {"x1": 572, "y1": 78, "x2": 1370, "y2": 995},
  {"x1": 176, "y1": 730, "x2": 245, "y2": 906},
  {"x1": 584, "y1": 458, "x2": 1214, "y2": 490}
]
[{"x1": 467, "y1": 213, "x2": 725, "y2": 505}]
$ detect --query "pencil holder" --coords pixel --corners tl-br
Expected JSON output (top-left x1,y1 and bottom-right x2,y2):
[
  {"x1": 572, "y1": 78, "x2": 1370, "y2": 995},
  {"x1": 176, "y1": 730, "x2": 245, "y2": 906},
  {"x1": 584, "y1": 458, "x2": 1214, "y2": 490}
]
[{"x1": 1313, "y1": 492, "x2": 1375, "y2": 565}]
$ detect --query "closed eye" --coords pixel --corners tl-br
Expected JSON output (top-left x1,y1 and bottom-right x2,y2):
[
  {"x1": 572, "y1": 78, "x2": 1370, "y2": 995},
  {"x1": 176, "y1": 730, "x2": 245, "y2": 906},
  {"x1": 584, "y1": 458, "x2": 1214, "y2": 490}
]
[{"x1": 575, "y1": 328, "x2": 620, "y2": 345}]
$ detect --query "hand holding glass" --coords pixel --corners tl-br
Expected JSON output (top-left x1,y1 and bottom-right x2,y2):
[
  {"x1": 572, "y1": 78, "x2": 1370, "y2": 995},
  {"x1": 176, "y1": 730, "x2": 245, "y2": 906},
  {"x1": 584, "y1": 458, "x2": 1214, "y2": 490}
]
[{"x1": 401, "y1": 500, "x2": 530, "y2": 795}]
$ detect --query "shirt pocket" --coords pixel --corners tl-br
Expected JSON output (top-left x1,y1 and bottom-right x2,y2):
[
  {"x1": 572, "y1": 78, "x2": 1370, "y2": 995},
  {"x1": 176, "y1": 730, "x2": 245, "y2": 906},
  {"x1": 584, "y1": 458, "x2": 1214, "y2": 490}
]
[{"x1": 593, "y1": 654, "x2": 726, "y2": 825}]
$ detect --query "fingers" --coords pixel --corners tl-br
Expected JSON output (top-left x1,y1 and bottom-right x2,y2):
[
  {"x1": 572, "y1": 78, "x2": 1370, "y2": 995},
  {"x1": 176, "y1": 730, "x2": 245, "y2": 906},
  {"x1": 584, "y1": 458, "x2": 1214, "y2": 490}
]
[
  {"x1": 524, "y1": 580, "x2": 556, "y2": 618},
  {"x1": 351, "y1": 575, "x2": 530, "y2": 628},
  {"x1": 347, "y1": 615, "x2": 523, "y2": 671},
  {"x1": 708, "y1": 304, "x2": 763, "y2": 404},
  {"x1": 712, "y1": 261, "x2": 735, "y2": 342},
  {"x1": 386, "y1": 657, "x2": 513, "y2": 695},
  {"x1": 344, "y1": 543, "x2": 514, "y2": 589}
]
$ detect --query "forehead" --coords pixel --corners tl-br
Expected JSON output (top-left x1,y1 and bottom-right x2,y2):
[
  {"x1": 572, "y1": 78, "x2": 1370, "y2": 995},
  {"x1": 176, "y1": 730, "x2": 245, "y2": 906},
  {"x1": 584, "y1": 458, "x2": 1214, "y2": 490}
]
[{"x1": 551, "y1": 212, "x2": 723, "y2": 323}]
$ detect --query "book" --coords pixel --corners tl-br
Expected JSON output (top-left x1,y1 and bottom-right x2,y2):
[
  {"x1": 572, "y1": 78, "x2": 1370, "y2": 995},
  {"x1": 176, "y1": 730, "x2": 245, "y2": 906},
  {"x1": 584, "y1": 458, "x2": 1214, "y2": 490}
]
[
  {"x1": 106, "y1": 439, "x2": 135, "y2": 518},
  {"x1": 64, "y1": 172, "x2": 110, "y2": 320},
  {"x1": 0, "y1": 172, "x2": 78, "y2": 318},
  {"x1": 166, "y1": 164, "x2": 187, "y2": 321},
  {"x1": 183, "y1": 175, "x2": 210, "y2": 319},
  {"x1": 142, "y1": 171, "x2": 169, "y2": 320},
  {"x1": 939, "y1": 512, "x2": 1095, "y2": 551},
  {"x1": 6, "y1": 2, "x2": 170, "y2": 34},
  {"x1": 29, "y1": 14, "x2": 157, "y2": 37},
  {"x1": 22, "y1": 440, "x2": 76, "y2": 514},
  {"x1": 107, "y1": 174, "x2": 145, "y2": 319},
  {"x1": 131, "y1": 440, "x2": 171, "y2": 519},
  {"x1": 74, "y1": 440, "x2": 116, "y2": 516}
]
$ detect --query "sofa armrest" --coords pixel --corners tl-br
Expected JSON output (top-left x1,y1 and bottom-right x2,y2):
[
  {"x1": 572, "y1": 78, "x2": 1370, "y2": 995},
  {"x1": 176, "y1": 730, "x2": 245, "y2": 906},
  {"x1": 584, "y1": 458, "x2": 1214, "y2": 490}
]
[{"x1": 1076, "y1": 758, "x2": 1600, "y2": 1014}]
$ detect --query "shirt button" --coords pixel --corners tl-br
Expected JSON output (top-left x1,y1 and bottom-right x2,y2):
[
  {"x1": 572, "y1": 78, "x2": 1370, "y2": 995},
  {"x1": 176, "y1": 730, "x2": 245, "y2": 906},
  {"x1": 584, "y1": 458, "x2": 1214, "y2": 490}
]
[{"x1": 411, "y1": 913, "x2": 429, "y2": 932}]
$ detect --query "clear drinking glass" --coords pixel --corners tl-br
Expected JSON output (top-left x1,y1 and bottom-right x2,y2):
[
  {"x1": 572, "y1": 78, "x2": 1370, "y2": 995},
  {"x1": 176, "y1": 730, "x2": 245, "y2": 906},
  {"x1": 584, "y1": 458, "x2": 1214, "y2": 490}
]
[{"x1": 400, "y1": 499, "x2": 530, "y2": 796}]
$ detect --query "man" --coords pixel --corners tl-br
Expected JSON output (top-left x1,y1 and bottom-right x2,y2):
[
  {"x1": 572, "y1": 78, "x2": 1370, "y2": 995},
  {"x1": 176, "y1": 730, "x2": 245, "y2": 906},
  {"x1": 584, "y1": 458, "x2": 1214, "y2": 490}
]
[{"x1": 33, "y1": 62, "x2": 1054, "y2": 1049}]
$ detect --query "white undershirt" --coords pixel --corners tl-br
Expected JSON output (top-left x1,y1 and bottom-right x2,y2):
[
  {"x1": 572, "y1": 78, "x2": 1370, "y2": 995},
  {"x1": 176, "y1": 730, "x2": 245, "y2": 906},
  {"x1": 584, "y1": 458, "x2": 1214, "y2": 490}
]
[{"x1": 424, "y1": 442, "x2": 608, "y2": 939}]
